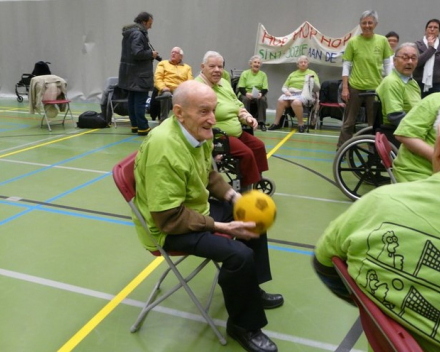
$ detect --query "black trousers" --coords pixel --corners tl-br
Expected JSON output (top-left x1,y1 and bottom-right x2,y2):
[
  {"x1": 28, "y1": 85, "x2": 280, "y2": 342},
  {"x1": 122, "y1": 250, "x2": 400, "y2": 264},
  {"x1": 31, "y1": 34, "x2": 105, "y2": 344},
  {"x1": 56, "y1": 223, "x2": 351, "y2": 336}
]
[{"x1": 163, "y1": 199, "x2": 271, "y2": 330}]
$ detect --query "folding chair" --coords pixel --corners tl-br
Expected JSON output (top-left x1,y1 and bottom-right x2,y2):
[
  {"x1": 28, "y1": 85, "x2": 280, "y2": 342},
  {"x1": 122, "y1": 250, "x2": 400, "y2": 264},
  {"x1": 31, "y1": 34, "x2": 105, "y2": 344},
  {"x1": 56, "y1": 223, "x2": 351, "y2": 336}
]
[
  {"x1": 317, "y1": 80, "x2": 345, "y2": 129},
  {"x1": 332, "y1": 257, "x2": 423, "y2": 352},
  {"x1": 375, "y1": 132, "x2": 397, "y2": 184},
  {"x1": 104, "y1": 77, "x2": 129, "y2": 128},
  {"x1": 112, "y1": 152, "x2": 227, "y2": 345},
  {"x1": 40, "y1": 98, "x2": 74, "y2": 132}
]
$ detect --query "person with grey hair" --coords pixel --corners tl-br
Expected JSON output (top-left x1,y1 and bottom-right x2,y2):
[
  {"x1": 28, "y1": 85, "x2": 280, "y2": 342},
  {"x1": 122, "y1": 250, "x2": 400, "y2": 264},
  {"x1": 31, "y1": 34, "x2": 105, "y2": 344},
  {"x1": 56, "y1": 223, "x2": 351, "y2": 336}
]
[
  {"x1": 237, "y1": 55, "x2": 269, "y2": 130},
  {"x1": 154, "y1": 46, "x2": 193, "y2": 121},
  {"x1": 268, "y1": 55, "x2": 320, "y2": 133},
  {"x1": 195, "y1": 51, "x2": 270, "y2": 192},
  {"x1": 118, "y1": 11, "x2": 160, "y2": 136},
  {"x1": 376, "y1": 42, "x2": 421, "y2": 130},
  {"x1": 336, "y1": 10, "x2": 394, "y2": 149}
]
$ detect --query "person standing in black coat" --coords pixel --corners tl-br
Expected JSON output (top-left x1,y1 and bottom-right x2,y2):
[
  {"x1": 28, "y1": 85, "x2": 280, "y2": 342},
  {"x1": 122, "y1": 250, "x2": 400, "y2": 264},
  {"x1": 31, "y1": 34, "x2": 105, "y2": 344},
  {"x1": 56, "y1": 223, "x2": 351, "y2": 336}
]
[{"x1": 118, "y1": 12, "x2": 160, "y2": 136}]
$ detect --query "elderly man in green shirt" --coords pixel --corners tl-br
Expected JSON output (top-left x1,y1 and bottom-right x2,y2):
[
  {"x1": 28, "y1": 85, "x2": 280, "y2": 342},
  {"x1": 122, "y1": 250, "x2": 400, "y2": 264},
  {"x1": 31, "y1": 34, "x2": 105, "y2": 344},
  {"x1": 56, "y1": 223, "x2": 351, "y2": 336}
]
[{"x1": 376, "y1": 42, "x2": 421, "y2": 127}]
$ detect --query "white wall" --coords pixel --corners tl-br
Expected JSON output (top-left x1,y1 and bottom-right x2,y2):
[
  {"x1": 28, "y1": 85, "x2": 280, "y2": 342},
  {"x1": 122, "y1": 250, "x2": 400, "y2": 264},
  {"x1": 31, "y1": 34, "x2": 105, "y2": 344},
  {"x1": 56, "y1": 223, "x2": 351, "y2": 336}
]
[{"x1": 0, "y1": 0, "x2": 434, "y2": 108}]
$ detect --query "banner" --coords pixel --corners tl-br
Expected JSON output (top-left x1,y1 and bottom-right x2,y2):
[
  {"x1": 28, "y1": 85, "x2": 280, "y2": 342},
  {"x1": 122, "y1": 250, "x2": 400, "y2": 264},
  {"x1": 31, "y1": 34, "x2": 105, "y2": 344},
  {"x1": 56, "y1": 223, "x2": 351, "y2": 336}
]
[{"x1": 255, "y1": 22, "x2": 362, "y2": 67}]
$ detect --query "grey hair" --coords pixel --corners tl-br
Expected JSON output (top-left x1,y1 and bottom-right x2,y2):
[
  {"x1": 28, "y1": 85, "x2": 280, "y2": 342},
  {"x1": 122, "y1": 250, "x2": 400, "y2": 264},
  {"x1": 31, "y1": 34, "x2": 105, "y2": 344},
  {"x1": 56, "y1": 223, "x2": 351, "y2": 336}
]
[
  {"x1": 360, "y1": 10, "x2": 378, "y2": 24},
  {"x1": 297, "y1": 55, "x2": 309, "y2": 62},
  {"x1": 202, "y1": 51, "x2": 224, "y2": 65},
  {"x1": 249, "y1": 55, "x2": 261, "y2": 64},
  {"x1": 394, "y1": 42, "x2": 419, "y2": 56}
]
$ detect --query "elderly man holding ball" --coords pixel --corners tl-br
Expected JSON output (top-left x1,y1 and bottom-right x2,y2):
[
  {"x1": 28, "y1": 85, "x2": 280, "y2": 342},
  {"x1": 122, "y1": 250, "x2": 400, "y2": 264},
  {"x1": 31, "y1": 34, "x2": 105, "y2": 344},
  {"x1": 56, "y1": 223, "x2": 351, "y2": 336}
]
[{"x1": 133, "y1": 80, "x2": 283, "y2": 352}]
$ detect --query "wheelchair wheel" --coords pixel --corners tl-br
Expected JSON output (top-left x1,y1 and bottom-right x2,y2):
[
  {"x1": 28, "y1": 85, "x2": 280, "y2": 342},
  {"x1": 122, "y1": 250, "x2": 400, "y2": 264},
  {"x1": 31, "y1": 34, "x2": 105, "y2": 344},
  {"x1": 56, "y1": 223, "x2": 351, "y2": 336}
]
[
  {"x1": 333, "y1": 135, "x2": 397, "y2": 201},
  {"x1": 254, "y1": 177, "x2": 276, "y2": 196},
  {"x1": 353, "y1": 125, "x2": 373, "y2": 137}
]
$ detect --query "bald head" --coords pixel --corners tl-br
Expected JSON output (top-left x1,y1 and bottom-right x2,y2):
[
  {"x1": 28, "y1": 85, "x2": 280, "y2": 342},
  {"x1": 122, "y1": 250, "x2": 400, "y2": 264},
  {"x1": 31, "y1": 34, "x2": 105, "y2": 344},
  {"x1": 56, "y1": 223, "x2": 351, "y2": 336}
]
[
  {"x1": 172, "y1": 80, "x2": 217, "y2": 142},
  {"x1": 173, "y1": 80, "x2": 216, "y2": 108}
]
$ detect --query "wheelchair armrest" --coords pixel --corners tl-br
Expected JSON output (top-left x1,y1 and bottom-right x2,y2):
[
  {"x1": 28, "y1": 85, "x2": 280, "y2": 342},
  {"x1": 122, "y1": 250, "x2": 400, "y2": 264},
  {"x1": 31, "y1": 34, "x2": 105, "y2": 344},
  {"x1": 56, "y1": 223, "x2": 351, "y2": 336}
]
[{"x1": 212, "y1": 128, "x2": 230, "y2": 155}]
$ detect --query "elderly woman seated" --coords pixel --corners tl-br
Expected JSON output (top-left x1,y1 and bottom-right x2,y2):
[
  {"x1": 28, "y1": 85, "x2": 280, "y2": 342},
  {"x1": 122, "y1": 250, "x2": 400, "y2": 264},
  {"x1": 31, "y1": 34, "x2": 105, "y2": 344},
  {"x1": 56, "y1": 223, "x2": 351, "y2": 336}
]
[
  {"x1": 237, "y1": 55, "x2": 269, "y2": 131},
  {"x1": 195, "y1": 51, "x2": 269, "y2": 191},
  {"x1": 268, "y1": 55, "x2": 320, "y2": 133}
]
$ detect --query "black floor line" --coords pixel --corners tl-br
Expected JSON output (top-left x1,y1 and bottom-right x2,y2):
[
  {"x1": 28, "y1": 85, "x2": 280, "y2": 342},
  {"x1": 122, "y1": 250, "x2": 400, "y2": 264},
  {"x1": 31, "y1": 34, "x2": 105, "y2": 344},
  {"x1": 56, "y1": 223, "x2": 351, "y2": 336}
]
[
  {"x1": 273, "y1": 155, "x2": 338, "y2": 187},
  {"x1": 0, "y1": 194, "x2": 315, "y2": 249}
]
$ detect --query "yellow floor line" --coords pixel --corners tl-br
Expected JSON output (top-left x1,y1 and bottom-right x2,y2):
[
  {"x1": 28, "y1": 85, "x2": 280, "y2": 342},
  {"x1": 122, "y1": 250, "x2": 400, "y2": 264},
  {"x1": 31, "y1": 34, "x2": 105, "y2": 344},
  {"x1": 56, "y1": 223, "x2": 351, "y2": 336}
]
[
  {"x1": 58, "y1": 257, "x2": 164, "y2": 352},
  {"x1": 0, "y1": 129, "x2": 98, "y2": 159},
  {"x1": 266, "y1": 129, "x2": 296, "y2": 159}
]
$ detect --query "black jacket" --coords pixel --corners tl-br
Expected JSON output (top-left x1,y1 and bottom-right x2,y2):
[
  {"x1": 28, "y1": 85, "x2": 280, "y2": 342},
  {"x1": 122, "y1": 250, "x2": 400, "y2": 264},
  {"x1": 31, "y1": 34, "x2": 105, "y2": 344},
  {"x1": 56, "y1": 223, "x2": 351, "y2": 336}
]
[{"x1": 118, "y1": 23, "x2": 154, "y2": 92}]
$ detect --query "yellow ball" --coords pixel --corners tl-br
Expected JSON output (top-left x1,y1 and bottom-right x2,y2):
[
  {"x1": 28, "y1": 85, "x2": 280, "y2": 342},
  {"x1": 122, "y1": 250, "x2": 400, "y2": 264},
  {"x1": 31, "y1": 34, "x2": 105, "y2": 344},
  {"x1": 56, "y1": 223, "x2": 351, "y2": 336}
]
[{"x1": 233, "y1": 190, "x2": 277, "y2": 234}]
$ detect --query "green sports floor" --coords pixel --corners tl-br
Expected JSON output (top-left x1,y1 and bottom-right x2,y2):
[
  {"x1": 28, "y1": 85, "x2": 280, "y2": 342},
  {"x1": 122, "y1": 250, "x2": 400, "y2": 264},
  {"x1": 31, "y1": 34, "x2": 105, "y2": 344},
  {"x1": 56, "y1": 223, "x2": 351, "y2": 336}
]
[{"x1": 0, "y1": 98, "x2": 370, "y2": 352}]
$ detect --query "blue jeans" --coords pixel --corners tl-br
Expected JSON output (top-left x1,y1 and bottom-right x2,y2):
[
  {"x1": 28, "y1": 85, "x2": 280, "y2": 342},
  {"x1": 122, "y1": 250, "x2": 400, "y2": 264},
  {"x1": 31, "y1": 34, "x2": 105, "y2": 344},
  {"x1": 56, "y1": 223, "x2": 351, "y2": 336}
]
[{"x1": 127, "y1": 91, "x2": 149, "y2": 130}]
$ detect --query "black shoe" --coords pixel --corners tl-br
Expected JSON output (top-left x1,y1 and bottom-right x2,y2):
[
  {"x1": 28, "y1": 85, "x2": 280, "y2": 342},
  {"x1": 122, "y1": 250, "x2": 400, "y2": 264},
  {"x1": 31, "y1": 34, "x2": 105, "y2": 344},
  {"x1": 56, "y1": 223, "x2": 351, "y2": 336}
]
[
  {"x1": 131, "y1": 127, "x2": 138, "y2": 133},
  {"x1": 268, "y1": 123, "x2": 281, "y2": 131},
  {"x1": 227, "y1": 320, "x2": 278, "y2": 352},
  {"x1": 260, "y1": 289, "x2": 284, "y2": 309},
  {"x1": 138, "y1": 127, "x2": 151, "y2": 136},
  {"x1": 298, "y1": 125, "x2": 305, "y2": 133},
  {"x1": 260, "y1": 123, "x2": 267, "y2": 131}
]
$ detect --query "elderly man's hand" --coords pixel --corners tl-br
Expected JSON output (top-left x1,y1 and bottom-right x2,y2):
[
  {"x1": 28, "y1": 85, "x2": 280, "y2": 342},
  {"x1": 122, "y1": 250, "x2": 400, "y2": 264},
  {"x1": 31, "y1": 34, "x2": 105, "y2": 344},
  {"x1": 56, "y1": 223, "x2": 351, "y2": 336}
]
[{"x1": 214, "y1": 221, "x2": 260, "y2": 240}]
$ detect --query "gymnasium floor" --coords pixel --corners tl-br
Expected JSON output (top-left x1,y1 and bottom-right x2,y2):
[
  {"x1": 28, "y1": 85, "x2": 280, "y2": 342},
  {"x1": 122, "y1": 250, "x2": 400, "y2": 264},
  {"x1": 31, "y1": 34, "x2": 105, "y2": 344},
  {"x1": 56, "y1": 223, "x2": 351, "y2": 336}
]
[{"x1": 0, "y1": 98, "x2": 369, "y2": 352}]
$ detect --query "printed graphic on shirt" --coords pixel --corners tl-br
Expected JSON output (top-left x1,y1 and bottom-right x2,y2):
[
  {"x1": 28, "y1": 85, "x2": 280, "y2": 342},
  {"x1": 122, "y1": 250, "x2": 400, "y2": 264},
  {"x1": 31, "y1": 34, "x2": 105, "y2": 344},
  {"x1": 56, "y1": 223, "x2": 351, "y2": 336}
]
[{"x1": 355, "y1": 222, "x2": 440, "y2": 344}]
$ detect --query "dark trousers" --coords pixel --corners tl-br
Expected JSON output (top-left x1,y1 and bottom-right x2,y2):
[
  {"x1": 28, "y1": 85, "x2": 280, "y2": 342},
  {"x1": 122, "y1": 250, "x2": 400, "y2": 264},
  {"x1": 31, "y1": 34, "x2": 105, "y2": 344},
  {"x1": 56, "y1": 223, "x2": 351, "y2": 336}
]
[
  {"x1": 163, "y1": 199, "x2": 270, "y2": 330},
  {"x1": 337, "y1": 86, "x2": 375, "y2": 148},
  {"x1": 128, "y1": 90, "x2": 149, "y2": 130},
  {"x1": 239, "y1": 95, "x2": 268, "y2": 124}
]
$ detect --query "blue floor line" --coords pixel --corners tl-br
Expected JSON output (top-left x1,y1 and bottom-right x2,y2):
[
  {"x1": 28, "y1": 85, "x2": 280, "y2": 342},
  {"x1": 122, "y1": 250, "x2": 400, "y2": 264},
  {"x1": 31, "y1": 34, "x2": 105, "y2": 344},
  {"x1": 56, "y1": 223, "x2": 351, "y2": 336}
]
[{"x1": 0, "y1": 135, "x2": 136, "y2": 187}]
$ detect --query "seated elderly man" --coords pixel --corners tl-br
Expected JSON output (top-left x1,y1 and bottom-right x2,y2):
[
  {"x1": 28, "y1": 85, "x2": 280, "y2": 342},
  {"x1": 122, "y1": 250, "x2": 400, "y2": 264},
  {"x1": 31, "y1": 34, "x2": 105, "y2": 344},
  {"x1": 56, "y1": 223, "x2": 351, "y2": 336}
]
[
  {"x1": 376, "y1": 42, "x2": 421, "y2": 128},
  {"x1": 313, "y1": 124, "x2": 440, "y2": 352},
  {"x1": 195, "y1": 51, "x2": 269, "y2": 192},
  {"x1": 392, "y1": 92, "x2": 440, "y2": 182},
  {"x1": 154, "y1": 47, "x2": 193, "y2": 121},
  {"x1": 134, "y1": 80, "x2": 282, "y2": 352}
]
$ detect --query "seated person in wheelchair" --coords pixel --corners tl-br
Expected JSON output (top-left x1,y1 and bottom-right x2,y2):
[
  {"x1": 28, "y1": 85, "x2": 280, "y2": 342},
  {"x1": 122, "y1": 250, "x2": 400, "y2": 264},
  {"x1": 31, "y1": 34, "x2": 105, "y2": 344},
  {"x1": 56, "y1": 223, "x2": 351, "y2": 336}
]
[
  {"x1": 268, "y1": 55, "x2": 320, "y2": 133},
  {"x1": 154, "y1": 46, "x2": 193, "y2": 121},
  {"x1": 376, "y1": 42, "x2": 421, "y2": 128},
  {"x1": 313, "y1": 123, "x2": 440, "y2": 352},
  {"x1": 195, "y1": 51, "x2": 269, "y2": 192},
  {"x1": 134, "y1": 80, "x2": 283, "y2": 352},
  {"x1": 393, "y1": 92, "x2": 440, "y2": 183},
  {"x1": 237, "y1": 55, "x2": 269, "y2": 131}
]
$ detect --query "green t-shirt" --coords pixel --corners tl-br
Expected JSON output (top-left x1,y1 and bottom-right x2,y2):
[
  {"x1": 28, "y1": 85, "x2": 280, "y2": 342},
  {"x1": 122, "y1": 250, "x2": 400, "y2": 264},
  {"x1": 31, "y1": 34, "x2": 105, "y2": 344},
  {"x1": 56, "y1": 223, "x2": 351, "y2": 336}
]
[
  {"x1": 343, "y1": 34, "x2": 393, "y2": 90},
  {"x1": 237, "y1": 69, "x2": 268, "y2": 93},
  {"x1": 376, "y1": 69, "x2": 421, "y2": 124},
  {"x1": 195, "y1": 76, "x2": 244, "y2": 137},
  {"x1": 221, "y1": 70, "x2": 231, "y2": 83},
  {"x1": 393, "y1": 93, "x2": 440, "y2": 182},
  {"x1": 133, "y1": 117, "x2": 213, "y2": 251},
  {"x1": 283, "y1": 69, "x2": 320, "y2": 90},
  {"x1": 315, "y1": 173, "x2": 440, "y2": 352}
]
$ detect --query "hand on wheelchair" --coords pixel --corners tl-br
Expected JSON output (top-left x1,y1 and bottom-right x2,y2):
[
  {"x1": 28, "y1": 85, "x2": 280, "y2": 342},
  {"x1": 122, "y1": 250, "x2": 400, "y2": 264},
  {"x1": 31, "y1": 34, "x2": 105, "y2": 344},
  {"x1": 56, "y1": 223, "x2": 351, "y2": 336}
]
[{"x1": 214, "y1": 220, "x2": 259, "y2": 240}]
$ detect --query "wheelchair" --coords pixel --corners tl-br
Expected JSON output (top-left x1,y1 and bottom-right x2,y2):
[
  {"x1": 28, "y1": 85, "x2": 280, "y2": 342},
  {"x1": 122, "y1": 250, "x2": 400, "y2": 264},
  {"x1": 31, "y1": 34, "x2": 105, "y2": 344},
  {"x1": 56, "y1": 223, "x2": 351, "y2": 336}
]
[
  {"x1": 332, "y1": 92, "x2": 399, "y2": 201},
  {"x1": 279, "y1": 95, "x2": 319, "y2": 132},
  {"x1": 212, "y1": 128, "x2": 276, "y2": 196}
]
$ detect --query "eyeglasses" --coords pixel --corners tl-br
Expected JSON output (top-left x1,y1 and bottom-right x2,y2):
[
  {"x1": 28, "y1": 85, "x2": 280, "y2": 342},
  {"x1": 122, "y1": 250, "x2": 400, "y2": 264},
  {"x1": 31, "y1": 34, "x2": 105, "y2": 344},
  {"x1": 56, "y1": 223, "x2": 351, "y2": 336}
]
[{"x1": 395, "y1": 55, "x2": 418, "y2": 62}]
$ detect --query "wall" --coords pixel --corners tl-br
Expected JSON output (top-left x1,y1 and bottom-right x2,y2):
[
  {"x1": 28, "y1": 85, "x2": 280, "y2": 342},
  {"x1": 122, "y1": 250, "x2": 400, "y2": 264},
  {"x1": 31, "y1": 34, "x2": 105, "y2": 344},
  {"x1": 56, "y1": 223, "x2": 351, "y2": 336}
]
[{"x1": 0, "y1": 0, "x2": 433, "y2": 108}]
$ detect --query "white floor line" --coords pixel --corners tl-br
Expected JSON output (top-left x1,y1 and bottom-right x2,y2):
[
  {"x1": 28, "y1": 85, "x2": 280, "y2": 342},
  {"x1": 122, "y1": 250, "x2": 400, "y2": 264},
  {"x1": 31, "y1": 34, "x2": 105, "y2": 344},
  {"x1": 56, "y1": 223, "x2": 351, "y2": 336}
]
[
  {"x1": 0, "y1": 158, "x2": 108, "y2": 174},
  {"x1": 275, "y1": 192, "x2": 352, "y2": 204},
  {"x1": 0, "y1": 135, "x2": 61, "y2": 153},
  {"x1": 0, "y1": 268, "x2": 365, "y2": 352}
]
